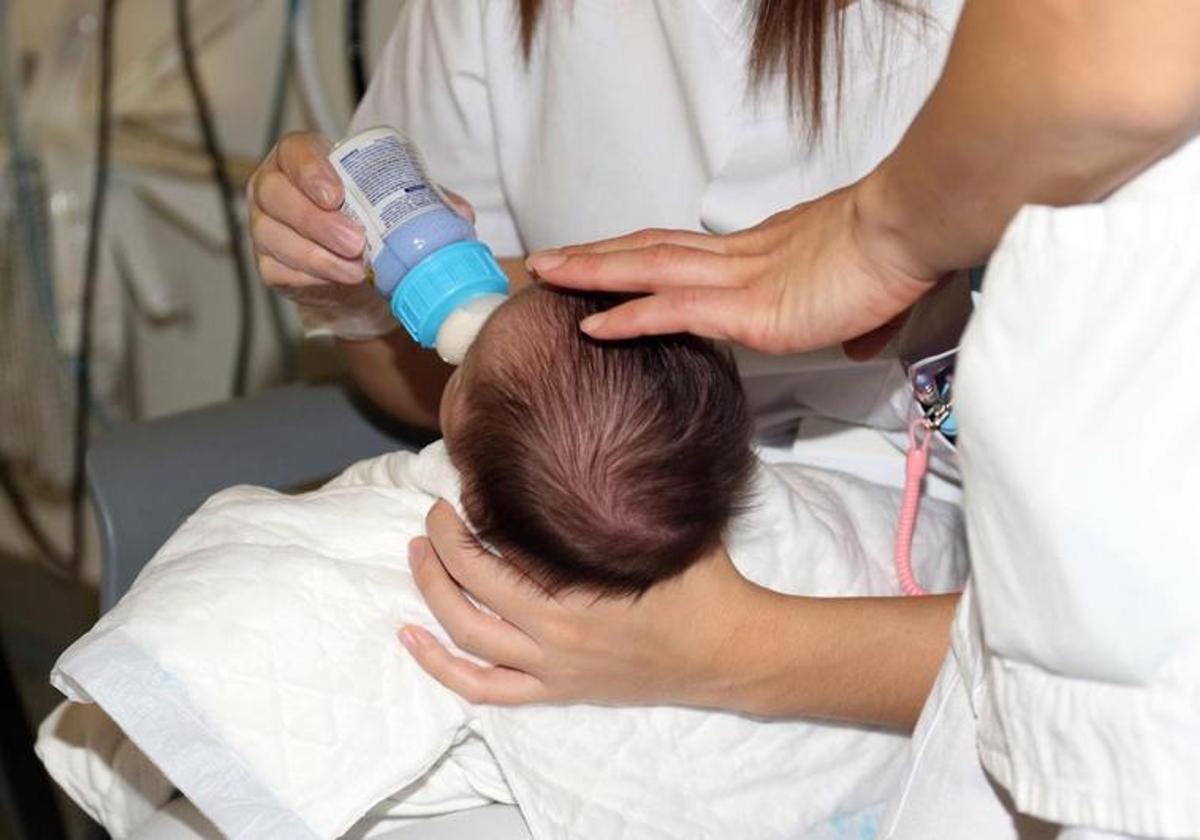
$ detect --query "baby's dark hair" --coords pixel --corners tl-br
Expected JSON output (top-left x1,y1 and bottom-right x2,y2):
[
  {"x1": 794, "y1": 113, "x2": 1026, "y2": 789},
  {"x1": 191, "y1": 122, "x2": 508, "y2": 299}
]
[{"x1": 452, "y1": 286, "x2": 755, "y2": 597}]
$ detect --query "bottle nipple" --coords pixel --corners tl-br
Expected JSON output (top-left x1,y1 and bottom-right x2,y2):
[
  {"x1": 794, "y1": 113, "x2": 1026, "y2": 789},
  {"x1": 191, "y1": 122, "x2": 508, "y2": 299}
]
[{"x1": 435, "y1": 294, "x2": 507, "y2": 365}]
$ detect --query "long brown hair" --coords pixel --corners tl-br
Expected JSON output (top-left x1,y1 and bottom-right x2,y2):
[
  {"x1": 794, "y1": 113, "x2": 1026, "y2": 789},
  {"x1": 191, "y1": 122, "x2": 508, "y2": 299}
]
[{"x1": 516, "y1": 0, "x2": 910, "y2": 133}]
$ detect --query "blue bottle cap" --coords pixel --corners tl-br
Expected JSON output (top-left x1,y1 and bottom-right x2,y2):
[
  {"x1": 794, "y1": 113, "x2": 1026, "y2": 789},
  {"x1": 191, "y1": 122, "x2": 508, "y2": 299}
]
[{"x1": 389, "y1": 240, "x2": 509, "y2": 347}]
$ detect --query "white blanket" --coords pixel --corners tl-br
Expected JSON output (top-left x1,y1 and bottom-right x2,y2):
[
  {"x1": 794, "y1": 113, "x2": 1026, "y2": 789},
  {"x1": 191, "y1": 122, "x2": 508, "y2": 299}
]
[{"x1": 38, "y1": 442, "x2": 967, "y2": 840}]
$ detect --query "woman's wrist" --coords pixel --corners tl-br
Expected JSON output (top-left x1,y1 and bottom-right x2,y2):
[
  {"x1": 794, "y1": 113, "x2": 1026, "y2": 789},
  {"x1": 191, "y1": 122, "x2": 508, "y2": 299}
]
[
  {"x1": 684, "y1": 576, "x2": 782, "y2": 711},
  {"x1": 705, "y1": 585, "x2": 958, "y2": 729},
  {"x1": 851, "y1": 167, "x2": 951, "y2": 285},
  {"x1": 701, "y1": 587, "x2": 834, "y2": 720}
]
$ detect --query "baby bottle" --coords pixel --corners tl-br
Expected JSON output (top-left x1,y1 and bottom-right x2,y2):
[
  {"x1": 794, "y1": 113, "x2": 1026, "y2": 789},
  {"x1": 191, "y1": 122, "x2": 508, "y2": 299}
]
[{"x1": 327, "y1": 126, "x2": 508, "y2": 364}]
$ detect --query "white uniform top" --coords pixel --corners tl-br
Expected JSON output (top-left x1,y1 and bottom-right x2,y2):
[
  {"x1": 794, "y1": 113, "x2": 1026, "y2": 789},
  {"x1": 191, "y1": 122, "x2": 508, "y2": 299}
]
[
  {"x1": 882, "y1": 138, "x2": 1200, "y2": 839},
  {"x1": 349, "y1": 0, "x2": 964, "y2": 445}
]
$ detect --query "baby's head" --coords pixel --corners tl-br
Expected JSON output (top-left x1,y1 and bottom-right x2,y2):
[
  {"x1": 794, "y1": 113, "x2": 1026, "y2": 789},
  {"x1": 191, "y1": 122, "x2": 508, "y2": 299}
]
[{"x1": 441, "y1": 285, "x2": 755, "y2": 596}]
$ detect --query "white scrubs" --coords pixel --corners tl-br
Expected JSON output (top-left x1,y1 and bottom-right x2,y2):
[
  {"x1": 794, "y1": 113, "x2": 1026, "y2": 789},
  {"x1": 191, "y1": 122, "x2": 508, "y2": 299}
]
[{"x1": 882, "y1": 137, "x2": 1200, "y2": 839}]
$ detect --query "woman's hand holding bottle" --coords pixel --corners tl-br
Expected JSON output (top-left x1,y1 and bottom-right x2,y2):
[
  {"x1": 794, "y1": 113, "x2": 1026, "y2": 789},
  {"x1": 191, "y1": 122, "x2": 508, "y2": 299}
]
[{"x1": 247, "y1": 131, "x2": 478, "y2": 340}]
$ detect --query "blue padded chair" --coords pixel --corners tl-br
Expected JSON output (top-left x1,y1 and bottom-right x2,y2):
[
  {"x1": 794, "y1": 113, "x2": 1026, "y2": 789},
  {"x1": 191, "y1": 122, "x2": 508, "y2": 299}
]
[{"x1": 86, "y1": 385, "x2": 530, "y2": 840}]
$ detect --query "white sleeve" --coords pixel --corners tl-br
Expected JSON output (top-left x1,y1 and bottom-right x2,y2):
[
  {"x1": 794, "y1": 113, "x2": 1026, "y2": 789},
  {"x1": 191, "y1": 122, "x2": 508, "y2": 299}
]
[
  {"x1": 954, "y1": 176, "x2": 1200, "y2": 835},
  {"x1": 349, "y1": 0, "x2": 523, "y2": 256}
]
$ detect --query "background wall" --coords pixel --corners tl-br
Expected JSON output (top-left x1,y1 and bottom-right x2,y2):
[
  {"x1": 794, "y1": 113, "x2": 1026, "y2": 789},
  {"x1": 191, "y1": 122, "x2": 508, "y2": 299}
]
[
  {"x1": 1, "y1": 0, "x2": 406, "y2": 581},
  {"x1": 14, "y1": 0, "x2": 404, "y2": 416}
]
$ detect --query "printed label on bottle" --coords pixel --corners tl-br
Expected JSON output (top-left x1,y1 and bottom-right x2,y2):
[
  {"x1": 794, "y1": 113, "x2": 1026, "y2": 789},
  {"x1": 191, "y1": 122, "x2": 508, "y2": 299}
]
[{"x1": 328, "y1": 127, "x2": 446, "y2": 264}]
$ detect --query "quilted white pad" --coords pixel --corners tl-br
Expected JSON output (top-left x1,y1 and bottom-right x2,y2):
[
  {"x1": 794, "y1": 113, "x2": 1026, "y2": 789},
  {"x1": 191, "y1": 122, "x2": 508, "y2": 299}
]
[{"x1": 46, "y1": 442, "x2": 966, "y2": 839}]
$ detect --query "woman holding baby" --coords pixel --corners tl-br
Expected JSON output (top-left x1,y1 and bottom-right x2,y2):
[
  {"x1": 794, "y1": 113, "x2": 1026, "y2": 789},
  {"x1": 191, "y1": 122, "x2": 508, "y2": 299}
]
[{"x1": 248, "y1": 1, "x2": 1200, "y2": 837}]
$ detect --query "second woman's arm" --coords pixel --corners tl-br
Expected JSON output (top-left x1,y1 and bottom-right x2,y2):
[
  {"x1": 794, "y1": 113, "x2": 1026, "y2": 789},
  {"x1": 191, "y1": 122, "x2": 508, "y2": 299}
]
[{"x1": 402, "y1": 502, "x2": 956, "y2": 730}]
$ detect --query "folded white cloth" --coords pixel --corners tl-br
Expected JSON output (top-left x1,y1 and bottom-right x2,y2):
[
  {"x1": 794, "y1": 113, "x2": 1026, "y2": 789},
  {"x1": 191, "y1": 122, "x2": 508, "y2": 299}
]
[
  {"x1": 40, "y1": 441, "x2": 966, "y2": 840},
  {"x1": 35, "y1": 702, "x2": 175, "y2": 838}
]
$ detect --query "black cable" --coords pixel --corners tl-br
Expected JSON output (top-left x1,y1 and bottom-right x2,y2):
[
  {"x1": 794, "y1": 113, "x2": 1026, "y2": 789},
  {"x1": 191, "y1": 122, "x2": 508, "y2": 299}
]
[
  {"x1": 175, "y1": 0, "x2": 254, "y2": 398},
  {"x1": 347, "y1": 0, "x2": 369, "y2": 104},
  {"x1": 263, "y1": 0, "x2": 300, "y2": 156},
  {"x1": 70, "y1": 0, "x2": 117, "y2": 572},
  {"x1": 0, "y1": 455, "x2": 68, "y2": 574},
  {"x1": 262, "y1": 0, "x2": 302, "y2": 382}
]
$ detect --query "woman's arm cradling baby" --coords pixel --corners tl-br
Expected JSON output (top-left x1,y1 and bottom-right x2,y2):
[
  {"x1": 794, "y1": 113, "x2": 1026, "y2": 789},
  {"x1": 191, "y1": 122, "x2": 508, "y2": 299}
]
[{"x1": 405, "y1": 504, "x2": 956, "y2": 729}]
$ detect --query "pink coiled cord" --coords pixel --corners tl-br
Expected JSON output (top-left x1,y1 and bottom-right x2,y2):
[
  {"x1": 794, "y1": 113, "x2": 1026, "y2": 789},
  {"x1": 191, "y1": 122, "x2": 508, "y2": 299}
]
[{"x1": 895, "y1": 419, "x2": 932, "y2": 596}]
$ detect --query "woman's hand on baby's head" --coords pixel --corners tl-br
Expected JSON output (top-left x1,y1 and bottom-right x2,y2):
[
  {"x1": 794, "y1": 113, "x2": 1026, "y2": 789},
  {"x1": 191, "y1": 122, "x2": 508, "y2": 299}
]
[
  {"x1": 401, "y1": 500, "x2": 764, "y2": 707},
  {"x1": 525, "y1": 185, "x2": 937, "y2": 358}
]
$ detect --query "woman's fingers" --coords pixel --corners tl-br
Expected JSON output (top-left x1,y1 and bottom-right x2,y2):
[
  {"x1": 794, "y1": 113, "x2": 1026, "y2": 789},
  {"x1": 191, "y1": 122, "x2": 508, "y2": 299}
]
[
  {"x1": 535, "y1": 227, "x2": 730, "y2": 262},
  {"x1": 579, "y1": 286, "x2": 751, "y2": 343},
  {"x1": 529, "y1": 245, "x2": 754, "y2": 292},
  {"x1": 408, "y1": 536, "x2": 541, "y2": 665},
  {"x1": 251, "y1": 211, "x2": 364, "y2": 285},
  {"x1": 252, "y1": 168, "x2": 365, "y2": 260},
  {"x1": 254, "y1": 254, "x2": 329, "y2": 292},
  {"x1": 398, "y1": 626, "x2": 548, "y2": 705},
  {"x1": 438, "y1": 187, "x2": 477, "y2": 224},
  {"x1": 274, "y1": 131, "x2": 342, "y2": 210},
  {"x1": 423, "y1": 501, "x2": 553, "y2": 631}
]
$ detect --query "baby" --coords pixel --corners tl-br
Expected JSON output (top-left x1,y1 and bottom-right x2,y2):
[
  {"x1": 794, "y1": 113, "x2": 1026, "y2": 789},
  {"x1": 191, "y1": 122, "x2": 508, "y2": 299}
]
[{"x1": 441, "y1": 283, "x2": 758, "y2": 595}]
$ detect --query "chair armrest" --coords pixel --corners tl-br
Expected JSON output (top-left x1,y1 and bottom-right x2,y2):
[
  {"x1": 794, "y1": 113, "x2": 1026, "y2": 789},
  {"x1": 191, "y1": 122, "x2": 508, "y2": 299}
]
[{"x1": 88, "y1": 385, "x2": 434, "y2": 610}]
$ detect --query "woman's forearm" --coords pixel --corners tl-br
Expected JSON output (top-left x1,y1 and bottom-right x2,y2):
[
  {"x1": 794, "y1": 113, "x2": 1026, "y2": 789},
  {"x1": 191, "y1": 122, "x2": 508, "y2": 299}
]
[
  {"x1": 338, "y1": 331, "x2": 453, "y2": 431},
  {"x1": 859, "y1": 0, "x2": 1200, "y2": 277},
  {"x1": 710, "y1": 586, "x2": 958, "y2": 729}
]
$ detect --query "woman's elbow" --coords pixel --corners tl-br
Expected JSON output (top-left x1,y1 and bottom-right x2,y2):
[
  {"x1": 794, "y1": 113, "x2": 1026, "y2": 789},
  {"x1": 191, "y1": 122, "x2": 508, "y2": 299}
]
[
  {"x1": 1082, "y1": 71, "x2": 1200, "y2": 149},
  {"x1": 1044, "y1": 0, "x2": 1200, "y2": 145}
]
